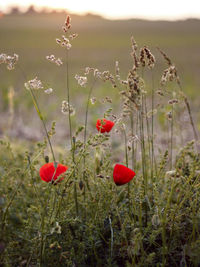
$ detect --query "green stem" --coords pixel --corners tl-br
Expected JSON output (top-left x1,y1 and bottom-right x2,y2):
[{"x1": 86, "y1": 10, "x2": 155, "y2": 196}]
[
  {"x1": 130, "y1": 112, "x2": 134, "y2": 169},
  {"x1": 151, "y1": 70, "x2": 155, "y2": 179},
  {"x1": 177, "y1": 81, "x2": 198, "y2": 144},
  {"x1": 19, "y1": 64, "x2": 56, "y2": 163},
  {"x1": 66, "y1": 51, "x2": 73, "y2": 148},
  {"x1": 29, "y1": 89, "x2": 56, "y2": 163},
  {"x1": 170, "y1": 105, "x2": 174, "y2": 169}
]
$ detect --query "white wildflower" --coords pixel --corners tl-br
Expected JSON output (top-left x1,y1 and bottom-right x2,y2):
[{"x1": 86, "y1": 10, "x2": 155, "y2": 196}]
[
  {"x1": 55, "y1": 58, "x2": 63, "y2": 66},
  {"x1": 46, "y1": 54, "x2": 56, "y2": 62},
  {"x1": 0, "y1": 53, "x2": 19, "y2": 70},
  {"x1": 46, "y1": 55, "x2": 63, "y2": 66},
  {"x1": 44, "y1": 88, "x2": 53, "y2": 94},
  {"x1": 84, "y1": 67, "x2": 94, "y2": 75},
  {"x1": 61, "y1": 100, "x2": 75, "y2": 116},
  {"x1": 75, "y1": 74, "x2": 87, "y2": 87},
  {"x1": 24, "y1": 77, "x2": 43, "y2": 90},
  {"x1": 94, "y1": 68, "x2": 102, "y2": 78}
]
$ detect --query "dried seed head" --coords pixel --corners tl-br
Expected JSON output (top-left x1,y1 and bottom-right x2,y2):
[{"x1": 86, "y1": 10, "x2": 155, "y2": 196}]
[
  {"x1": 161, "y1": 65, "x2": 179, "y2": 85},
  {"x1": 101, "y1": 71, "x2": 116, "y2": 88},
  {"x1": 131, "y1": 36, "x2": 138, "y2": 51},
  {"x1": 144, "y1": 46, "x2": 155, "y2": 69},
  {"x1": 65, "y1": 15, "x2": 71, "y2": 27},
  {"x1": 157, "y1": 47, "x2": 172, "y2": 66},
  {"x1": 139, "y1": 48, "x2": 145, "y2": 67},
  {"x1": 131, "y1": 51, "x2": 140, "y2": 69}
]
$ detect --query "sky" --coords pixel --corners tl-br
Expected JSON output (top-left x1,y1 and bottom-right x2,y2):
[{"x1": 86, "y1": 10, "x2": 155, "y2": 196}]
[{"x1": 1, "y1": 0, "x2": 200, "y2": 20}]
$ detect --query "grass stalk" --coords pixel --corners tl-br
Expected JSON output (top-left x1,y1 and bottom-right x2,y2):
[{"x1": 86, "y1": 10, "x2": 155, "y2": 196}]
[
  {"x1": 170, "y1": 104, "x2": 174, "y2": 169},
  {"x1": 151, "y1": 70, "x2": 155, "y2": 179},
  {"x1": 66, "y1": 51, "x2": 73, "y2": 148}
]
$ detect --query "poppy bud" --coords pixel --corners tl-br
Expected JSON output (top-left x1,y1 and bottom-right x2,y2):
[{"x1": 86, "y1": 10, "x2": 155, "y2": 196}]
[
  {"x1": 113, "y1": 164, "x2": 136, "y2": 186},
  {"x1": 39, "y1": 162, "x2": 68, "y2": 183},
  {"x1": 96, "y1": 119, "x2": 115, "y2": 133}
]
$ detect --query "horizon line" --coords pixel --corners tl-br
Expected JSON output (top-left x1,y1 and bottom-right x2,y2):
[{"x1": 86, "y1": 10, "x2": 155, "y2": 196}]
[{"x1": 1, "y1": 5, "x2": 200, "y2": 22}]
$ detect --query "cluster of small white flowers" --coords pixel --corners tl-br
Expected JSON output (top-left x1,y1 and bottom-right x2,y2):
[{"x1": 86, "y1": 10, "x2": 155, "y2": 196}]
[
  {"x1": 84, "y1": 67, "x2": 102, "y2": 79},
  {"x1": 24, "y1": 77, "x2": 43, "y2": 90},
  {"x1": 56, "y1": 36, "x2": 72, "y2": 50},
  {"x1": 61, "y1": 100, "x2": 75, "y2": 116},
  {"x1": 44, "y1": 88, "x2": 53, "y2": 94},
  {"x1": 75, "y1": 74, "x2": 87, "y2": 87},
  {"x1": 84, "y1": 67, "x2": 94, "y2": 75},
  {"x1": 93, "y1": 68, "x2": 102, "y2": 79},
  {"x1": 46, "y1": 55, "x2": 63, "y2": 66},
  {"x1": 0, "y1": 53, "x2": 19, "y2": 70}
]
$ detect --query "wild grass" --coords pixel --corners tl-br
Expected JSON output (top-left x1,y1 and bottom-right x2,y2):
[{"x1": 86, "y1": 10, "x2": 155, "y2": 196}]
[{"x1": 0, "y1": 14, "x2": 200, "y2": 267}]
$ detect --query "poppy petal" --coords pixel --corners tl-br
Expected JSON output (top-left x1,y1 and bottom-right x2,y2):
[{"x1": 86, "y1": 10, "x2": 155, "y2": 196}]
[
  {"x1": 40, "y1": 162, "x2": 68, "y2": 183},
  {"x1": 113, "y1": 164, "x2": 136, "y2": 186},
  {"x1": 96, "y1": 119, "x2": 114, "y2": 133}
]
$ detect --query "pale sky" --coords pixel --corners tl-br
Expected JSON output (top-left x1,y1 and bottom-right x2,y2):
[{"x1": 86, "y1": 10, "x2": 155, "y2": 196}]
[{"x1": 1, "y1": 0, "x2": 200, "y2": 20}]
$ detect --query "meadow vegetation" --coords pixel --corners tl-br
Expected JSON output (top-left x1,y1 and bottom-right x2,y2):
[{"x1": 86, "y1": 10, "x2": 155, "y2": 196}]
[{"x1": 0, "y1": 12, "x2": 200, "y2": 266}]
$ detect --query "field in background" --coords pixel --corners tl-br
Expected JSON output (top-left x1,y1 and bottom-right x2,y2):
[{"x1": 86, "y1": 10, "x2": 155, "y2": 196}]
[{"x1": 0, "y1": 13, "x2": 200, "y2": 141}]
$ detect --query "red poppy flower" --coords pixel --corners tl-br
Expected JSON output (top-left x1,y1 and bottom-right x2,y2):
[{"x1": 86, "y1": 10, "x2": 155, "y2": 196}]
[
  {"x1": 96, "y1": 119, "x2": 115, "y2": 133},
  {"x1": 39, "y1": 162, "x2": 68, "y2": 183},
  {"x1": 113, "y1": 164, "x2": 136, "y2": 186}
]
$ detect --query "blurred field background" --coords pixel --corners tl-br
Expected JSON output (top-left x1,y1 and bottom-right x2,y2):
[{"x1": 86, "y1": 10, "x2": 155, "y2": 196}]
[{"x1": 0, "y1": 10, "x2": 200, "y2": 142}]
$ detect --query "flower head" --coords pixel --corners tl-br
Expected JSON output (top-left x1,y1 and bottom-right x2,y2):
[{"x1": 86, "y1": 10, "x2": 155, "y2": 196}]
[
  {"x1": 113, "y1": 164, "x2": 136, "y2": 186},
  {"x1": 75, "y1": 74, "x2": 87, "y2": 87},
  {"x1": 61, "y1": 100, "x2": 75, "y2": 116},
  {"x1": 39, "y1": 162, "x2": 68, "y2": 183},
  {"x1": 0, "y1": 53, "x2": 19, "y2": 70},
  {"x1": 96, "y1": 119, "x2": 114, "y2": 133},
  {"x1": 24, "y1": 77, "x2": 43, "y2": 90}
]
